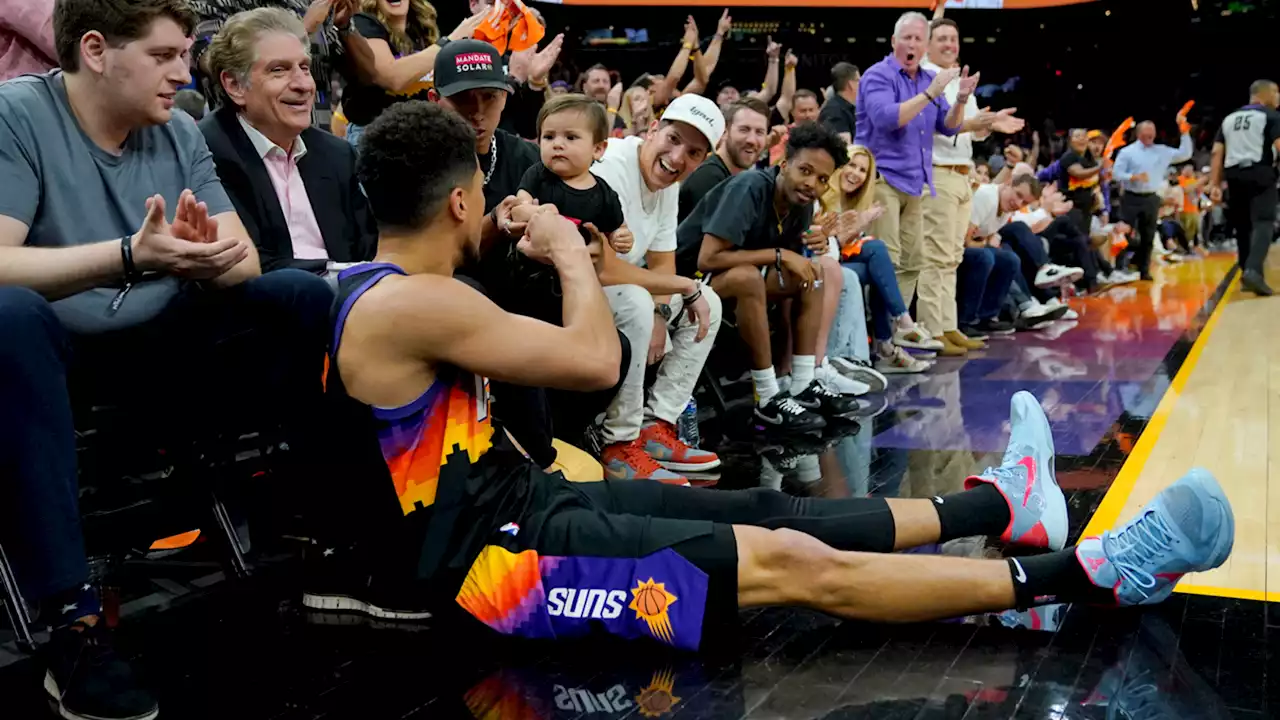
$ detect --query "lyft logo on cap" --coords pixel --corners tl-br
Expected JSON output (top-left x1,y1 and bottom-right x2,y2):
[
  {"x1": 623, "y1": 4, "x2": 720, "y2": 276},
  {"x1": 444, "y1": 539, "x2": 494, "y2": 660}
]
[{"x1": 455, "y1": 52, "x2": 495, "y2": 72}]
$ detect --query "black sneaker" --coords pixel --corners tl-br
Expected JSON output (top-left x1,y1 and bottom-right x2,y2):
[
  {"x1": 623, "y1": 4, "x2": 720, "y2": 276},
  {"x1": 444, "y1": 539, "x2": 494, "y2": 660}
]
[
  {"x1": 753, "y1": 394, "x2": 826, "y2": 433},
  {"x1": 957, "y1": 325, "x2": 990, "y2": 341},
  {"x1": 42, "y1": 623, "x2": 159, "y2": 720},
  {"x1": 301, "y1": 544, "x2": 433, "y2": 621},
  {"x1": 1241, "y1": 270, "x2": 1275, "y2": 296},
  {"x1": 791, "y1": 380, "x2": 863, "y2": 418},
  {"x1": 974, "y1": 317, "x2": 1016, "y2": 335}
]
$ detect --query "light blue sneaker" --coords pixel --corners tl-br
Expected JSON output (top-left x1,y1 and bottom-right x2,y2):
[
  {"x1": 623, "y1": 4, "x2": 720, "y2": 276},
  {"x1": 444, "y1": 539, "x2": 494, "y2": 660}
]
[
  {"x1": 1075, "y1": 467, "x2": 1235, "y2": 606},
  {"x1": 965, "y1": 390, "x2": 1069, "y2": 550}
]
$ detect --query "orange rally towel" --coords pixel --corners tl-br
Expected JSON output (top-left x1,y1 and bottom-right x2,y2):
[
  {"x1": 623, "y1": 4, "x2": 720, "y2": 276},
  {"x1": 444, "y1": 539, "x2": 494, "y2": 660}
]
[
  {"x1": 1177, "y1": 100, "x2": 1195, "y2": 134},
  {"x1": 1102, "y1": 117, "x2": 1135, "y2": 163},
  {"x1": 475, "y1": 0, "x2": 545, "y2": 55}
]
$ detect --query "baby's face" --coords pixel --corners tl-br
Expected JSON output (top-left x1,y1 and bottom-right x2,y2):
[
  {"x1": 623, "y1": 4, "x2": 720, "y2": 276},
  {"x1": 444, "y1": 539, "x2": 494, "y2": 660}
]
[{"x1": 539, "y1": 110, "x2": 601, "y2": 178}]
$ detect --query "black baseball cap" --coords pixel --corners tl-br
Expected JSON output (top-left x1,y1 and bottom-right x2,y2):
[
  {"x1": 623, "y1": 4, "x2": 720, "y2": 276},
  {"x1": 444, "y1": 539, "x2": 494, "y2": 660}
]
[{"x1": 433, "y1": 39, "x2": 511, "y2": 98}]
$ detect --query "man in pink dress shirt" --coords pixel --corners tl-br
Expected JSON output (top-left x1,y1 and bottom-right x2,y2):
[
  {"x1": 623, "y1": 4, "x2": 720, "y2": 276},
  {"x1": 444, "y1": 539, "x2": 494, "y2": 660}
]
[
  {"x1": 200, "y1": 6, "x2": 376, "y2": 273},
  {"x1": 0, "y1": 0, "x2": 58, "y2": 81}
]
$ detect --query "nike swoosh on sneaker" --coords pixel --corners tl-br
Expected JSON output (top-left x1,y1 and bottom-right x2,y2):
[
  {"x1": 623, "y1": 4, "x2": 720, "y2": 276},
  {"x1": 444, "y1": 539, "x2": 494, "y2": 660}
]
[
  {"x1": 794, "y1": 397, "x2": 821, "y2": 410},
  {"x1": 755, "y1": 411, "x2": 785, "y2": 425},
  {"x1": 1018, "y1": 455, "x2": 1037, "y2": 507}
]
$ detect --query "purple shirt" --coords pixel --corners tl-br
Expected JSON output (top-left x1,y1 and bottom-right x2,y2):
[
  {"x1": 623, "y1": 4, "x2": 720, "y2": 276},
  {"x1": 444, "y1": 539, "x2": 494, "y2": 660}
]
[{"x1": 854, "y1": 53, "x2": 959, "y2": 196}]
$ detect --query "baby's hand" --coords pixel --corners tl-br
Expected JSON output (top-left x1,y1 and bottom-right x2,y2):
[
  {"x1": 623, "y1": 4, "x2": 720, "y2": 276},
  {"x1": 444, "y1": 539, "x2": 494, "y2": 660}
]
[{"x1": 609, "y1": 224, "x2": 634, "y2": 254}]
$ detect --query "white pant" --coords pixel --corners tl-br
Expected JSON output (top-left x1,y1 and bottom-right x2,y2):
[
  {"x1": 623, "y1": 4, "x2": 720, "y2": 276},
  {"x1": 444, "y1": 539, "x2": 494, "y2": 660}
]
[{"x1": 602, "y1": 284, "x2": 723, "y2": 444}]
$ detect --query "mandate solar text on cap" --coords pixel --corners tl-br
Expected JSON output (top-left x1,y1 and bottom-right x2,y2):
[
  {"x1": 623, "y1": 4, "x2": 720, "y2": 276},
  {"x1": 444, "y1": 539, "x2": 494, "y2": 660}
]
[
  {"x1": 660, "y1": 94, "x2": 725, "y2": 149},
  {"x1": 433, "y1": 39, "x2": 512, "y2": 98}
]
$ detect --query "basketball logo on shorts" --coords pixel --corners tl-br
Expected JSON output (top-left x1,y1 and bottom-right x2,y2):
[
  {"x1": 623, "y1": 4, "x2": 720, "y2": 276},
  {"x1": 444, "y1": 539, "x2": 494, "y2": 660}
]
[{"x1": 629, "y1": 578, "x2": 678, "y2": 643}]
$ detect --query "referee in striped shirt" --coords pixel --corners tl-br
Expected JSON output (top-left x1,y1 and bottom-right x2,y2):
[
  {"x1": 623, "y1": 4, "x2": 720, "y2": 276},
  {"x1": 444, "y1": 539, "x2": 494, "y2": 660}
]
[{"x1": 1210, "y1": 80, "x2": 1280, "y2": 296}]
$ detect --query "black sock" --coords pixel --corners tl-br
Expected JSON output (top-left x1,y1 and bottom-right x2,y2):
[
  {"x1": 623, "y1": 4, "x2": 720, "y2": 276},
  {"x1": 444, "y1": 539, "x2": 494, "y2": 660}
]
[
  {"x1": 1007, "y1": 550, "x2": 1116, "y2": 610},
  {"x1": 932, "y1": 483, "x2": 1010, "y2": 542},
  {"x1": 39, "y1": 583, "x2": 102, "y2": 629}
]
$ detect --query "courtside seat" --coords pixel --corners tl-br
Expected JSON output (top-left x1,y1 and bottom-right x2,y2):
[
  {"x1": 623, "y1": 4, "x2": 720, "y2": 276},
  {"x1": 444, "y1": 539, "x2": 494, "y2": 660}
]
[{"x1": 0, "y1": 400, "x2": 276, "y2": 652}]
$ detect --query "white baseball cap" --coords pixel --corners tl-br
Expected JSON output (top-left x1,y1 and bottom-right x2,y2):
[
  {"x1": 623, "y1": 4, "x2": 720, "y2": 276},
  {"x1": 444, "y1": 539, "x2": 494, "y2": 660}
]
[{"x1": 661, "y1": 93, "x2": 725, "y2": 149}]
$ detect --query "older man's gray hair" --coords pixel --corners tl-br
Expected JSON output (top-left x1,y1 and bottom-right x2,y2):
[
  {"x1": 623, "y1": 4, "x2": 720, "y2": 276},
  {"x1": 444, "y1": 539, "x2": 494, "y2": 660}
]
[
  {"x1": 207, "y1": 7, "x2": 310, "y2": 108},
  {"x1": 893, "y1": 11, "x2": 929, "y2": 39}
]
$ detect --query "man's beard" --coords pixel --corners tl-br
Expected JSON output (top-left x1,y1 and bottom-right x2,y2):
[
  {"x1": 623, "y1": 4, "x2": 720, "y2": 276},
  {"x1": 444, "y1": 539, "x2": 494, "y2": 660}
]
[{"x1": 727, "y1": 142, "x2": 759, "y2": 170}]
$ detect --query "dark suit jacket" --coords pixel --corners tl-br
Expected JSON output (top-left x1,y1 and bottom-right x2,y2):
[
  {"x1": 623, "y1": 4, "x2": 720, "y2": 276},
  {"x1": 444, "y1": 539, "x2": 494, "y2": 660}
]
[{"x1": 199, "y1": 107, "x2": 376, "y2": 273}]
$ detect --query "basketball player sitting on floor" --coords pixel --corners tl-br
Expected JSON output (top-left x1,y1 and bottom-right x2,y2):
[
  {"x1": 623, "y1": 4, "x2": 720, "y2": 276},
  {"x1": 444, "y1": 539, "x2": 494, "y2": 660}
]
[{"x1": 305, "y1": 101, "x2": 1236, "y2": 654}]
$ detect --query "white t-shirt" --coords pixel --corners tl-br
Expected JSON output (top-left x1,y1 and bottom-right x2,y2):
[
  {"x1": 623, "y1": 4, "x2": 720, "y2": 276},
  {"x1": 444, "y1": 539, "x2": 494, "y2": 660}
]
[
  {"x1": 592, "y1": 136, "x2": 679, "y2": 266},
  {"x1": 921, "y1": 59, "x2": 980, "y2": 168},
  {"x1": 1011, "y1": 207, "x2": 1050, "y2": 229},
  {"x1": 969, "y1": 183, "x2": 1009, "y2": 238}
]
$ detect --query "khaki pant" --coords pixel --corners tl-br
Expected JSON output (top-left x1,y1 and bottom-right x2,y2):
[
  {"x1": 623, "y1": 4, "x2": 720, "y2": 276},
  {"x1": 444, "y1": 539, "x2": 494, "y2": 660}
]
[
  {"x1": 918, "y1": 167, "x2": 972, "y2": 334},
  {"x1": 869, "y1": 181, "x2": 926, "y2": 314},
  {"x1": 1180, "y1": 211, "x2": 1201, "y2": 245}
]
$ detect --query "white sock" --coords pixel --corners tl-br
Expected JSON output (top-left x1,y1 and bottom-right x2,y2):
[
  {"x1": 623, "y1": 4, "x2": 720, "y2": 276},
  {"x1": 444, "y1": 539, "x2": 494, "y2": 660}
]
[
  {"x1": 877, "y1": 340, "x2": 896, "y2": 357},
  {"x1": 792, "y1": 355, "x2": 816, "y2": 389},
  {"x1": 751, "y1": 367, "x2": 779, "y2": 407}
]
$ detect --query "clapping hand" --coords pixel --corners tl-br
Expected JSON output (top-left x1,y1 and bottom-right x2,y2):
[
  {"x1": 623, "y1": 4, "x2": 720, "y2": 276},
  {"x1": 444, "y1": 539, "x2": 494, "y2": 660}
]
[
  {"x1": 132, "y1": 193, "x2": 248, "y2": 279},
  {"x1": 956, "y1": 65, "x2": 980, "y2": 100},
  {"x1": 986, "y1": 107, "x2": 1024, "y2": 134},
  {"x1": 683, "y1": 16, "x2": 699, "y2": 47},
  {"x1": 528, "y1": 33, "x2": 564, "y2": 82},
  {"x1": 927, "y1": 65, "x2": 960, "y2": 98}
]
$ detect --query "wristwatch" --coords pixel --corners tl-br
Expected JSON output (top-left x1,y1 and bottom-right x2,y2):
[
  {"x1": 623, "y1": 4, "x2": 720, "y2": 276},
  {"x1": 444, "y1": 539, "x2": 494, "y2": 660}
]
[
  {"x1": 655, "y1": 303, "x2": 673, "y2": 321},
  {"x1": 436, "y1": 36, "x2": 451, "y2": 49}
]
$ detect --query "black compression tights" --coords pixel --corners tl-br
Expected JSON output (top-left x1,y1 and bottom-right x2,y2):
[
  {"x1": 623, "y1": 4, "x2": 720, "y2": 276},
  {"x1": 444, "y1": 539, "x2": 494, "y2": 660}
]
[{"x1": 574, "y1": 479, "x2": 1009, "y2": 554}]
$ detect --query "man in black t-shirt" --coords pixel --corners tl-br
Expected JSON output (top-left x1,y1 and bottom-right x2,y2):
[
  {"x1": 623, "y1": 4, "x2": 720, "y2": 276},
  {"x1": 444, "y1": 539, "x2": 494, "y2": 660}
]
[
  {"x1": 1057, "y1": 128, "x2": 1102, "y2": 235},
  {"x1": 818, "y1": 62, "x2": 859, "y2": 144},
  {"x1": 1210, "y1": 79, "x2": 1280, "y2": 295},
  {"x1": 676, "y1": 123, "x2": 859, "y2": 432},
  {"x1": 678, "y1": 98, "x2": 771, "y2": 222},
  {"x1": 430, "y1": 40, "x2": 539, "y2": 218}
]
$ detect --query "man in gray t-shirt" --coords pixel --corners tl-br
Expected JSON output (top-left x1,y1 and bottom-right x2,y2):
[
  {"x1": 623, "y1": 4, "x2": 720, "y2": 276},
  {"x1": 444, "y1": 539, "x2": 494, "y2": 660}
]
[
  {"x1": 0, "y1": 71, "x2": 244, "y2": 333},
  {"x1": 0, "y1": 3, "x2": 332, "y2": 718}
]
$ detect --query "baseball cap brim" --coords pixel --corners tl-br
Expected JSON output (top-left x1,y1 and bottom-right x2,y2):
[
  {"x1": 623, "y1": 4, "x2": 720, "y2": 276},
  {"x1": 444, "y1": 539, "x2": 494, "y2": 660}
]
[{"x1": 436, "y1": 78, "x2": 513, "y2": 98}]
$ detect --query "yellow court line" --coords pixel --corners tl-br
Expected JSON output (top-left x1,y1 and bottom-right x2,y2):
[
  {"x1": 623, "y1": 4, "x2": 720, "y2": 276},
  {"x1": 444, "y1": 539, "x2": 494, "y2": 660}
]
[
  {"x1": 1077, "y1": 273, "x2": 1240, "y2": 541},
  {"x1": 1173, "y1": 584, "x2": 1280, "y2": 603}
]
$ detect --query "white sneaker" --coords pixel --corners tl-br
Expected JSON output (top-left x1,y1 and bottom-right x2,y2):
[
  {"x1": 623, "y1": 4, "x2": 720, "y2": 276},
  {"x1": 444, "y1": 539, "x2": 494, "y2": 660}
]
[
  {"x1": 817, "y1": 361, "x2": 870, "y2": 396},
  {"x1": 874, "y1": 345, "x2": 932, "y2": 374},
  {"x1": 1034, "y1": 264, "x2": 1085, "y2": 288},
  {"x1": 1044, "y1": 297, "x2": 1079, "y2": 321},
  {"x1": 1109, "y1": 269, "x2": 1140, "y2": 285},
  {"x1": 893, "y1": 323, "x2": 945, "y2": 351},
  {"x1": 830, "y1": 356, "x2": 888, "y2": 393}
]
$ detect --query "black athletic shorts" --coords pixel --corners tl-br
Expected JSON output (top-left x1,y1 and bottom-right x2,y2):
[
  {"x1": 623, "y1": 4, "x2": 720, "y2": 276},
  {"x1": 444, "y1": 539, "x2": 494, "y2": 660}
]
[{"x1": 440, "y1": 458, "x2": 740, "y2": 652}]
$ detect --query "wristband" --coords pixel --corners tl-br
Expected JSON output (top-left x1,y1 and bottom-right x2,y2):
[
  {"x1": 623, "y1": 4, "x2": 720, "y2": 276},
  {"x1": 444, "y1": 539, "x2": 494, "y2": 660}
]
[
  {"x1": 682, "y1": 42, "x2": 695, "y2": 50},
  {"x1": 682, "y1": 287, "x2": 702, "y2": 305},
  {"x1": 606, "y1": 106, "x2": 618, "y2": 114},
  {"x1": 924, "y1": 90, "x2": 935, "y2": 102},
  {"x1": 111, "y1": 234, "x2": 139, "y2": 315},
  {"x1": 785, "y1": 66, "x2": 795, "y2": 73},
  {"x1": 436, "y1": 36, "x2": 451, "y2": 48}
]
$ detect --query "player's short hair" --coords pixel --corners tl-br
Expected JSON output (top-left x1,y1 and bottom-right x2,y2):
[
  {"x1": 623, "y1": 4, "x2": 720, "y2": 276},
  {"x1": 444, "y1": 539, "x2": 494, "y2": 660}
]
[{"x1": 357, "y1": 101, "x2": 480, "y2": 232}]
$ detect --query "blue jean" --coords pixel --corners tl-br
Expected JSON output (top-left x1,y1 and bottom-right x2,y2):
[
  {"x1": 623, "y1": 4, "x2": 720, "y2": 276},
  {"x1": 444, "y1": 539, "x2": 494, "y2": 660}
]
[
  {"x1": 841, "y1": 239, "x2": 908, "y2": 341},
  {"x1": 826, "y1": 266, "x2": 870, "y2": 363},
  {"x1": 346, "y1": 122, "x2": 364, "y2": 150},
  {"x1": 0, "y1": 270, "x2": 333, "y2": 602},
  {"x1": 958, "y1": 246, "x2": 1019, "y2": 325}
]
